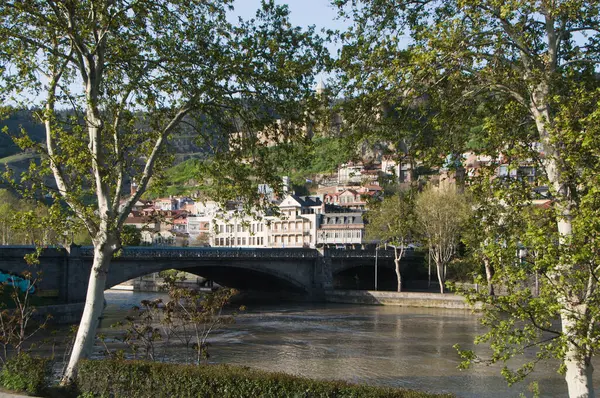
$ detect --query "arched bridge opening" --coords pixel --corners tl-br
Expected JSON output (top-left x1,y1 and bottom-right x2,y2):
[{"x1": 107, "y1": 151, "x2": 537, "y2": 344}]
[
  {"x1": 331, "y1": 251, "x2": 427, "y2": 291},
  {"x1": 111, "y1": 264, "x2": 307, "y2": 294}
]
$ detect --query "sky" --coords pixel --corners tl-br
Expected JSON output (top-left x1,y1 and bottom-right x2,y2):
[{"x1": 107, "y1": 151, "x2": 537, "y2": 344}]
[
  {"x1": 15, "y1": 1, "x2": 347, "y2": 106},
  {"x1": 230, "y1": 0, "x2": 349, "y2": 63},
  {"x1": 230, "y1": 0, "x2": 348, "y2": 34}
]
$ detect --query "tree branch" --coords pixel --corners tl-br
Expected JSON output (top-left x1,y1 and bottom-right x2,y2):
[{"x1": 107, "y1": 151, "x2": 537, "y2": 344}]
[{"x1": 117, "y1": 102, "x2": 195, "y2": 227}]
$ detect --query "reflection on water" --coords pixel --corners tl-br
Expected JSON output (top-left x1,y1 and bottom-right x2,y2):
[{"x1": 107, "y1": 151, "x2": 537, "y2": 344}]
[{"x1": 100, "y1": 290, "x2": 590, "y2": 398}]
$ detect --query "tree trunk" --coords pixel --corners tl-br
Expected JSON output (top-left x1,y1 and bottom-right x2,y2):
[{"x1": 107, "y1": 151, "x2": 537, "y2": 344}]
[
  {"x1": 436, "y1": 261, "x2": 445, "y2": 294},
  {"x1": 562, "y1": 310, "x2": 595, "y2": 398},
  {"x1": 483, "y1": 257, "x2": 495, "y2": 296},
  {"x1": 393, "y1": 245, "x2": 403, "y2": 292},
  {"x1": 394, "y1": 257, "x2": 402, "y2": 292},
  {"x1": 61, "y1": 244, "x2": 114, "y2": 384}
]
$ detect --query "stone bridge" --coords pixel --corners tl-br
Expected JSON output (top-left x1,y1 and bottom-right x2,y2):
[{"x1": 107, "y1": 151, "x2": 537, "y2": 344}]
[{"x1": 0, "y1": 245, "x2": 404, "y2": 302}]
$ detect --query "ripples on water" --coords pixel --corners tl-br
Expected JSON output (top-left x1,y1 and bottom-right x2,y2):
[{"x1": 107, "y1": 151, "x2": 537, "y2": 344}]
[{"x1": 100, "y1": 290, "x2": 595, "y2": 398}]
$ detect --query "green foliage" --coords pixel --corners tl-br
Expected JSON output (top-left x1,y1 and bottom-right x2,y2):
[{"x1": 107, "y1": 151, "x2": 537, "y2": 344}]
[
  {"x1": 151, "y1": 136, "x2": 357, "y2": 198},
  {"x1": 365, "y1": 190, "x2": 417, "y2": 291},
  {"x1": 415, "y1": 186, "x2": 471, "y2": 293},
  {"x1": 0, "y1": 109, "x2": 46, "y2": 159},
  {"x1": 76, "y1": 359, "x2": 453, "y2": 398},
  {"x1": 157, "y1": 269, "x2": 183, "y2": 280},
  {"x1": 1, "y1": 0, "x2": 327, "y2": 380},
  {"x1": 0, "y1": 352, "x2": 50, "y2": 395},
  {"x1": 335, "y1": 1, "x2": 600, "y2": 388},
  {"x1": 120, "y1": 225, "x2": 142, "y2": 247},
  {"x1": 366, "y1": 190, "x2": 416, "y2": 246},
  {"x1": 257, "y1": 135, "x2": 357, "y2": 188}
]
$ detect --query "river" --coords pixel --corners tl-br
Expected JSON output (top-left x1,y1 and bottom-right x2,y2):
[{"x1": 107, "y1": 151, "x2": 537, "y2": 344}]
[{"x1": 96, "y1": 290, "x2": 593, "y2": 398}]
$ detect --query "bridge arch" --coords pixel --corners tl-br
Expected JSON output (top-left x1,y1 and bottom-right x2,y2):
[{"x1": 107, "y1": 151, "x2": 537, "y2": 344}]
[{"x1": 105, "y1": 260, "x2": 308, "y2": 293}]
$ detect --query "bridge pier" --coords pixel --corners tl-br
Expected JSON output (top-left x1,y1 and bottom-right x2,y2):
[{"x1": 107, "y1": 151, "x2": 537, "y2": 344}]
[
  {"x1": 314, "y1": 248, "x2": 333, "y2": 292},
  {"x1": 62, "y1": 245, "x2": 91, "y2": 303}
]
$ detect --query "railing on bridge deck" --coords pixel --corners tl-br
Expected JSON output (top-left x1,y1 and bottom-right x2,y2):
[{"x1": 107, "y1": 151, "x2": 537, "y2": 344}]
[
  {"x1": 78, "y1": 246, "x2": 320, "y2": 259},
  {"x1": 328, "y1": 249, "x2": 397, "y2": 258},
  {"x1": 0, "y1": 245, "x2": 399, "y2": 259}
]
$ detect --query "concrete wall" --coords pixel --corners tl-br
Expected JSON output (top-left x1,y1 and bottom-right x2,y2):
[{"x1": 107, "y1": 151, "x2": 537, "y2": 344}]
[{"x1": 324, "y1": 290, "x2": 481, "y2": 310}]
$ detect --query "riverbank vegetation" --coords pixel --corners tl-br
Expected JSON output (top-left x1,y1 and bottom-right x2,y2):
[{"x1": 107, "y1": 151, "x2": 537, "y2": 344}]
[
  {"x1": 75, "y1": 359, "x2": 454, "y2": 398},
  {"x1": 1, "y1": 357, "x2": 454, "y2": 398}
]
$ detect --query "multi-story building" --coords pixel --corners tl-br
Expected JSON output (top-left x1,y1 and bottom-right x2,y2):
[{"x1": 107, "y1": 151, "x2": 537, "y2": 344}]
[
  {"x1": 187, "y1": 216, "x2": 212, "y2": 246},
  {"x1": 211, "y1": 215, "x2": 268, "y2": 248},
  {"x1": 211, "y1": 195, "x2": 323, "y2": 248},
  {"x1": 268, "y1": 195, "x2": 322, "y2": 248},
  {"x1": 316, "y1": 212, "x2": 366, "y2": 249},
  {"x1": 154, "y1": 197, "x2": 179, "y2": 211}
]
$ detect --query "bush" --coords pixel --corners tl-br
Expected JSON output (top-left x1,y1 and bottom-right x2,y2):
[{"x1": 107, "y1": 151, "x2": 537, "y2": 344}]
[
  {"x1": 0, "y1": 352, "x2": 50, "y2": 395},
  {"x1": 77, "y1": 359, "x2": 453, "y2": 398}
]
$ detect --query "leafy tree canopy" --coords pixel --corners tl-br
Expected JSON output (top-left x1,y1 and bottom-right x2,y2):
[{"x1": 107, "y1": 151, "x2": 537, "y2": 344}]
[
  {"x1": 334, "y1": 0, "x2": 600, "y2": 395},
  {"x1": 0, "y1": 0, "x2": 327, "y2": 383}
]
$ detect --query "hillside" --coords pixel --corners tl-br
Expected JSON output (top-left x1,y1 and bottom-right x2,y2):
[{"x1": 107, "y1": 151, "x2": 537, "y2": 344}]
[
  {"x1": 0, "y1": 109, "x2": 46, "y2": 158},
  {"x1": 1, "y1": 108, "x2": 211, "y2": 162}
]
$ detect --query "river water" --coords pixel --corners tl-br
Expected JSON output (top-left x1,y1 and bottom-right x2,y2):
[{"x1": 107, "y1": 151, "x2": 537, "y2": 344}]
[{"x1": 98, "y1": 290, "x2": 593, "y2": 398}]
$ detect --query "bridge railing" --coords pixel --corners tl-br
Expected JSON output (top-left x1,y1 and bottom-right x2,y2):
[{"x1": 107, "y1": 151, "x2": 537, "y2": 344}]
[
  {"x1": 0, "y1": 245, "x2": 398, "y2": 260},
  {"x1": 79, "y1": 246, "x2": 320, "y2": 259}
]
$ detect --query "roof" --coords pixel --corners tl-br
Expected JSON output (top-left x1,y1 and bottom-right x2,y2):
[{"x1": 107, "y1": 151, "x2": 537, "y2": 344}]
[{"x1": 279, "y1": 195, "x2": 323, "y2": 208}]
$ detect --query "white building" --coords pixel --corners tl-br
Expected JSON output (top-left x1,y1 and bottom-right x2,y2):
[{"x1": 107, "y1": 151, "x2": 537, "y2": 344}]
[
  {"x1": 317, "y1": 212, "x2": 366, "y2": 248},
  {"x1": 268, "y1": 195, "x2": 322, "y2": 248},
  {"x1": 211, "y1": 214, "x2": 269, "y2": 248},
  {"x1": 211, "y1": 195, "x2": 323, "y2": 249}
]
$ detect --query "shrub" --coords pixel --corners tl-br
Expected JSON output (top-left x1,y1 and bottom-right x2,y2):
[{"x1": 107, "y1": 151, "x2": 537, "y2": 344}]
[
  {"x1": 77, "y1": 359, "x2": 453, "y2": 398},
  {"x1": 0, "y1": 352, "x2": 50, "y2": 395}
]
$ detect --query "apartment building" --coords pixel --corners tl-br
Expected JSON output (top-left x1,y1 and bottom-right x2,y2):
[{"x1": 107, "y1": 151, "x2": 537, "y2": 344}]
[{"x1": 317, "y1": 212, "x2": 366, "y2": 249}]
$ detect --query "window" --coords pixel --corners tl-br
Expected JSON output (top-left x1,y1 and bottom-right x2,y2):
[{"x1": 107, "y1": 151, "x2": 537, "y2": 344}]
[
  {"x1": 242, "y1": 237, "x2": 246, "y2": 245},
  {"x1": 237, "y1": 237, "x2": 241, "y2": 245}
]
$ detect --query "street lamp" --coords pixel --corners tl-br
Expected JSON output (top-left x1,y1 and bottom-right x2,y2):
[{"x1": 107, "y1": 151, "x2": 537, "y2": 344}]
[{"x1": 375, "y1": 244, "x2": 378, "y2": 291}]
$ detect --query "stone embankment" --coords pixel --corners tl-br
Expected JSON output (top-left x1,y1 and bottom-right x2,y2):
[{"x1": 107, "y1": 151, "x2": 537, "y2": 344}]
[{"x1": 324, "y1": 290, "x2": 481, "y2": 309}]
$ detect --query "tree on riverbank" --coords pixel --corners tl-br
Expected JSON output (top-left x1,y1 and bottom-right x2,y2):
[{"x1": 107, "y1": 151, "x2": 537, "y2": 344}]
[
  {"x1": 0, "y1": 0, "x2": 326, "y2": 384},
  {"x1": 365, "y1": 190, "x2": 416, "y2": 292},
  {"x1": 415, "y1": 186, "x2": 470, "y2": 294},
  {"x1": 334, "y1": 0, "x2": 600, "y2": 395}
]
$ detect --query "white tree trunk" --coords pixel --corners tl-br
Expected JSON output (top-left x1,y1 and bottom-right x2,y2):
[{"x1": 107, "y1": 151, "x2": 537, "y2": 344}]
[
  {"x1": 394, "y1": 258, "x2": 402, "y2": 292},
  {"x1": 483, "y1": 257, "x2": 495, "y2": 296},
  {"x1": 436, "y1": 261, "x2": 445, "y2": 294},
  {"x1": 529, "y1": 83, "x2": 596, "y2": 396},
  {"x1": 61, "y1": 245, "x2": 113, "y2": 384},
  {"x1": 393, "y1": 245, "x2": 403, "y2": 292},
  {"x1": 562, "y1": 310, "x2": 595, "y2": 398}
]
